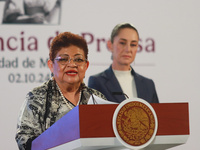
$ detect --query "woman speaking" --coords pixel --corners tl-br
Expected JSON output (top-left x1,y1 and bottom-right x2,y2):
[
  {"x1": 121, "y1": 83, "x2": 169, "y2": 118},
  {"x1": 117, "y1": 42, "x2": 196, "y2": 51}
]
[{"x1": 15, "y1": 32, "x2": 107, "y2": 150}]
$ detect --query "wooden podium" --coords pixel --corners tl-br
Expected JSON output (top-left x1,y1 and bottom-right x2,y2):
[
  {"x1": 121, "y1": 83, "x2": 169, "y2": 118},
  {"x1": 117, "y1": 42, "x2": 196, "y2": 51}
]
[{"x1": 31, "y1": 103, "x2": 189, "y2": 150}]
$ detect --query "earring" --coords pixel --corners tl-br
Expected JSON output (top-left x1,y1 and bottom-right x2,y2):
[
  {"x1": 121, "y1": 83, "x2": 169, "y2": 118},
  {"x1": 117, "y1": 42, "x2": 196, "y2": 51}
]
[
  {"x1": 51, "y1": 72, "x2": 54, "y2": 80},
  {"x1": 51, "y1": 72, "x2": 54, "y2": 77}
]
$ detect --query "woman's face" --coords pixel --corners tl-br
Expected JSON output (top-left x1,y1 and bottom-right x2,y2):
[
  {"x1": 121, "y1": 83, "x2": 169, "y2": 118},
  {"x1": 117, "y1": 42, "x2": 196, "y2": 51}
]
[
  {"x1": 48, "y1": 45, "x2": 89, "y2": 86},
  {"x1": 109, "y1": 28, "x2": 139, "y2": 70}
]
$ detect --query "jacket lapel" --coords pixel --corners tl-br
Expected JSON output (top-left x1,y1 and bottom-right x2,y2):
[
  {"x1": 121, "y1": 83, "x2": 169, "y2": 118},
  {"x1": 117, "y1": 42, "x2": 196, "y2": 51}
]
[
  {"x1": 104, "y1": 66, "x2": 126, "y2": 103},
  {"x1": 132, "y1": 69, "x2": 146, "y2": 99}
]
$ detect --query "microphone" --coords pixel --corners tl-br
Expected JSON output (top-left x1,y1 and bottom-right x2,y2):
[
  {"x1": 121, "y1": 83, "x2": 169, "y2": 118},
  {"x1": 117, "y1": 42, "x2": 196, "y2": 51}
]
[{"x1": 112, "y1": 92, "x2": 129, "y2": 99}]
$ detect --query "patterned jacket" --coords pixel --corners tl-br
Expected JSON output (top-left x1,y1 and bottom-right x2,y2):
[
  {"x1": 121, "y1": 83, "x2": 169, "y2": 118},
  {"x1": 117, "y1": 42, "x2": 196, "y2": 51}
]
[{"x1": 15, "y1": 79, "x2": 106, "y2": 150}]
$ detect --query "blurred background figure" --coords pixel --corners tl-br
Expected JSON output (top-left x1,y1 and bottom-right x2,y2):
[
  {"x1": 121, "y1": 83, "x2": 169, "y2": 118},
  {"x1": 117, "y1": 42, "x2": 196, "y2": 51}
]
[
  {"x1": 2, "y1": 0, "x2": 61, "y2": 24},
  {"x1": 88, "y1": 23, "x2": 159, "y2": 104}
]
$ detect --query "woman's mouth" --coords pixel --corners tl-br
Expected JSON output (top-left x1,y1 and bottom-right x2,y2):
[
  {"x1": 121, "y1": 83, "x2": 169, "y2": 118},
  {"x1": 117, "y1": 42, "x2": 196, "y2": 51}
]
[
  {"x1": 65, "y1": 70, "x2": 78, "y2": 76},
  {"x1": 122, "y1": 55, "x2": 131, "y2": 59}
]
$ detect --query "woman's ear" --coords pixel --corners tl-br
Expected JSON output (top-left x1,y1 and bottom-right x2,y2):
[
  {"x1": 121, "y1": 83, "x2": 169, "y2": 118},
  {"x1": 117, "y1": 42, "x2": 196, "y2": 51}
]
[
  {"x1": 47, "y1": 59, "x2": 53, "y2": 73},
  {"x1": 86, "y1": 60, "x2": 89, "y2": 70},
  {"x1": 107, "y1": 40, "x2": 113, "y2": 52}
]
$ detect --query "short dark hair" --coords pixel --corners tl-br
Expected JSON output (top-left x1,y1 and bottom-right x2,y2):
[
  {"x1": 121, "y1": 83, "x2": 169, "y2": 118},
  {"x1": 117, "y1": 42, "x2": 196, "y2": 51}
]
[
  {"x1": 49, "y1": 32, "x2": 88, "y2": 61},
  {"x1": 110, "y1": 23, "x2": 139, "y2": 43}
]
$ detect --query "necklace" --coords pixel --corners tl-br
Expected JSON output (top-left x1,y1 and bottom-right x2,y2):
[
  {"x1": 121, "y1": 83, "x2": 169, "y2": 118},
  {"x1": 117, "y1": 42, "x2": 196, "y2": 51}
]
[{"x1": 56, "y1": 83, "x2": 81, "y2": 110}]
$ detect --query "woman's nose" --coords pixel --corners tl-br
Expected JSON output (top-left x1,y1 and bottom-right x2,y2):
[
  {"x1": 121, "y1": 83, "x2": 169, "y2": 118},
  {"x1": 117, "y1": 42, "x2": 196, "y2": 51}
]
[
  {"x1": 125, "y1": 44, "x2": 131, "y2": 52},
  {"x1": 67, "y1": 58, "x2": 77, "y2": 66}
]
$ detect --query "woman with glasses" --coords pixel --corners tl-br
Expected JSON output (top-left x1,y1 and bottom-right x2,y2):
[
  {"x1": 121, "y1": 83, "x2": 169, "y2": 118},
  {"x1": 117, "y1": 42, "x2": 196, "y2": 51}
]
[{"x1": 15, "y1": 32, "x2": 107, "y2": 150}]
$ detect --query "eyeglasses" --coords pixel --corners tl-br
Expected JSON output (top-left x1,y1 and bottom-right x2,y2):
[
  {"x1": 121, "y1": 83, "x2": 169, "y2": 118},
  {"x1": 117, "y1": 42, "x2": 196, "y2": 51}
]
[{"x1": 54, "y1": 54, "x2": 87, "y2": 66}]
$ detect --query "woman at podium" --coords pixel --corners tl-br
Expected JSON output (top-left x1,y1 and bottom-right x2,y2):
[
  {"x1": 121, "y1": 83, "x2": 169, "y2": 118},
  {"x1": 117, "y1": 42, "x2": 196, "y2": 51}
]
[{"x1": 15, "y1": 32, "x2": 107, "y2": 150}]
